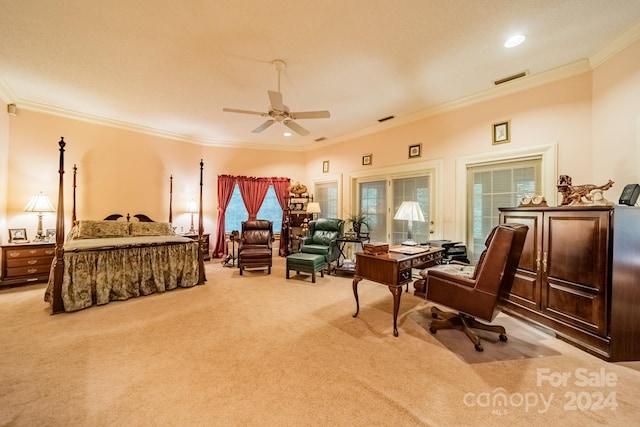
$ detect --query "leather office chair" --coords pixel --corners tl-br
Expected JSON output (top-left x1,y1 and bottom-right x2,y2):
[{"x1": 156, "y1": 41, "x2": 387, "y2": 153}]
[
  {"x1": 414, "y1": 223, "x2": 528, "y2": 351},
  {"x1": 237, "y1": 220, "x2": 274, "y2": 275},
  {"x1": 299, "y1": 218, "x2": 345, "y2": 272}
]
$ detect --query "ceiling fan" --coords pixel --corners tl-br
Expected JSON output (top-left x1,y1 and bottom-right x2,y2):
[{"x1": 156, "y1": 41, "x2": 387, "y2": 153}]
[{"x1": 222, "y1": 60, "x2": 330, "y2": 136}]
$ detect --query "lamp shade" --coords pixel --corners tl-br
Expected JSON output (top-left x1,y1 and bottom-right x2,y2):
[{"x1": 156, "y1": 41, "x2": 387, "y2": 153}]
[
  {"x1": 185, "y1": 199, "x2": 198, "y2": 214},
  {"x1": 24, "y1": 192, "x2": 55, "y2": 213},
  {"x1": 306, "y1": 202, "x2": 321, "y2": 214},
  {"x1": 393, "y1": 201, "x2": 425, "y2": 222}
]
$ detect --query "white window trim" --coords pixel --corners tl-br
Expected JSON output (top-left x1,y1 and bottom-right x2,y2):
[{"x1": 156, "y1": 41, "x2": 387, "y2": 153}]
[
  {"x1": 348, "y1": 159, "x2": 444, "y2": 240},
  {"x1": 455, "y1": 144, "x2": 558, "y2": 243}
]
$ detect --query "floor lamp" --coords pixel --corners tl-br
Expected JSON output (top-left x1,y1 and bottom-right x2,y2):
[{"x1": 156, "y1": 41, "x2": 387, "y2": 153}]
[{"x1": 393, "y1": 201, "x2": 425, "y2": 246}]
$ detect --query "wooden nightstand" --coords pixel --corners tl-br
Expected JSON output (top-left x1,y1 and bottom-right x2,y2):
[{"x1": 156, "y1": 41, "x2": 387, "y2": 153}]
[
  {"x1": 182, "y1": 233, "x2": 210, "y2": 261},
  {"x1": 1, "y1": 242, "x2": 55, "y2": 287}
]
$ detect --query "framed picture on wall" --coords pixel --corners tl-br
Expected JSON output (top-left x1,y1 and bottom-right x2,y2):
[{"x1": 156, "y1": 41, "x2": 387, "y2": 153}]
[
  {"x1": 8, "y1": 228, "x2": 28, "y2": 243},
  {"x1": 362, "y1": 154, "x2": 372, "y2": 166},
  {"x1": 322, "y1": 160, "x2": 330, "y2": 173},
  {"x1": 409, "y1": 143, "x2": 422, "y2": 158},
  {"x1": 493, "y1": 120, "x2": 510, "y2": 144}
]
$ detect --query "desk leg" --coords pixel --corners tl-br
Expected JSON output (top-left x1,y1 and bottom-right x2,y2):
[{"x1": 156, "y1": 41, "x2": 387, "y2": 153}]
[
  {"x1": 352, "y1": 276, "x2": 362, "y2": 318},
  {"x1": 389, "y1": 285, "x2": 403, "y2": 337}
]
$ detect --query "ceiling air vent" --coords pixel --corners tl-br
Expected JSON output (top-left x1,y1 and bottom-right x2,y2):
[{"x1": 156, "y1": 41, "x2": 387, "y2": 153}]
[
  {"x1": 494, "y1": 71, "x2": 528, "y2": 86},
  {"x1": 314, "y1": 137, "x2": 327, "y2": 142},
  {"x1": 378, "y1": 115, "x2": 395, "y2": 123}
]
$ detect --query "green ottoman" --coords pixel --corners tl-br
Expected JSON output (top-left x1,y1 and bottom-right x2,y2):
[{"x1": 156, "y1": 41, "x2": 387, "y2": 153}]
[{"x1": 286, "y1": 253, "x2": 327, "y2": 283}]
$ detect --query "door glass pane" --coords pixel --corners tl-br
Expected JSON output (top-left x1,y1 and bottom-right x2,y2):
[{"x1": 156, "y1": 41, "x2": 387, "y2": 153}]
[
  {"x1": 358, "y1": 181, "x2": 386, "y2": 242},
  {"x1": 392, "y1": 176, "x2": 430, "y2": 245}
]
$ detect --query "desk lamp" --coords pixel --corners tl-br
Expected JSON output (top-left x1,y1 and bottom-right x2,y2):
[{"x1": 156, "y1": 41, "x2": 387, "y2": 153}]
[{"x1": 393, "y1": 201, "x2": 425, "y2": 246}]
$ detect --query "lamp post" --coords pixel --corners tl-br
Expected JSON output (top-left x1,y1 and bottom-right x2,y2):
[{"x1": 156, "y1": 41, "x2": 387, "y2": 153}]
[
  {"x1": 24, "y1": 192, "x2": 56, "y2": 241},
  {"x1": 393, "y1": 201, "x2": 425, "y2": 246}
]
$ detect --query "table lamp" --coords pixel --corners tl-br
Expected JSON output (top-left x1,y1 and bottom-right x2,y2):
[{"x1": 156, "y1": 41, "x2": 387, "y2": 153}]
[
  {"x1": 306, "y1": 202, "x2": 321, "y2": 220},
  {"x1": 185, "y1": 199, "x2": 198, "y2": 234},
  {"x1": 24, "y1": 191, "x2": 55, "y2": 241},
  {"x1": 393, "y1": 201, "x2": 425, "y2": 246}
]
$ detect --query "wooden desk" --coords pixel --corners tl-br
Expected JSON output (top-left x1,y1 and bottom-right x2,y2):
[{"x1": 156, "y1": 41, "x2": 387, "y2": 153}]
[{"x1": 352, "y1": 246, "x2": 444, "y2": 336}]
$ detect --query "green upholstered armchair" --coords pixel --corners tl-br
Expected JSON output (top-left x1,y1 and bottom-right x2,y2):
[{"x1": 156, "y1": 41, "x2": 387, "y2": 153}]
[{"x1": 299, "y1": 218, "x2": 345, "y2": 269}]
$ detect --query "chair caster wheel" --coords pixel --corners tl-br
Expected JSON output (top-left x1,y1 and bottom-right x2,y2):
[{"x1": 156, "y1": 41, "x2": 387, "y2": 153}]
[
  {"x1": 474, "y1": 343, "x2": 484, "y2": 352},
  {"x1": 429, "y1": 327, "x2": 437, "y2": 334},
  {"x1": 499, "y1": 334, "x2": 508, "y2": 342}
]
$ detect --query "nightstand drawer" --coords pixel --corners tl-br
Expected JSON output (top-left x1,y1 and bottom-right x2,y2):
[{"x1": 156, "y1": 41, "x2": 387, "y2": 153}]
[
  {"x1": 5, "y1": 246, "x2": 55, "y2": 259},
  {"x1": 6, "y1": 264, "x2": 52, "y2": 278},
  {"x1": 6, "y1": 256, "x2": 54, "y2": 268}
]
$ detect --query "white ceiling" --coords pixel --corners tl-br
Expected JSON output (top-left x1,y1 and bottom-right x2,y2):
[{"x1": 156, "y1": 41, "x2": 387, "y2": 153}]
[{"x1": 2, "y1": 1, "x2": 640, "y2": 151}]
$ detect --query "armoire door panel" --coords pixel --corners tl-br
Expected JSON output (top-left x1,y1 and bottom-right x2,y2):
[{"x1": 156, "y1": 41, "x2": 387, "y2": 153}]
[
  {"x1": 509, "y1": 272, "x2": 539, "y2": 309},
  {"x1": 545, "y1": 214, "x2": 608, "y2": 290},
  {"x1": 544, "y1": 282, "x2": 605, "y2": 334}
]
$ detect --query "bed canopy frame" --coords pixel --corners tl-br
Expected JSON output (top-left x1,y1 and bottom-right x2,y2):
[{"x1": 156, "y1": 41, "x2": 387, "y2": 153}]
[{"x1": 49, "y1": 137, "x2": 205, "y2": 314}]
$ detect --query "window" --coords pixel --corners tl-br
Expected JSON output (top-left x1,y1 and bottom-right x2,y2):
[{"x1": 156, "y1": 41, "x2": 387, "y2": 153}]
[
  {"x1": 466, "y1": 158, "x2": 541, "y2": 260},
  {"x1": 225, "y1": 185, "x2": 283, "y2": 233},
  {"x1": 392, "y1": 176, "x2": 430, "y2": 245},
  {"x1": 314, "y1": 182, "x2": 338, "y2": 219},
  {"x1": 354, "y1": 169, "x2": 436, "y2": 244}
]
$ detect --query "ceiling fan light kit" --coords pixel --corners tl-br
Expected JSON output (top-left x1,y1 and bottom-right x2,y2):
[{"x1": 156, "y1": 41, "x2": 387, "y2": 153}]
[{"x1": 223, "y1": 59, "x2": 330, "y2": 136}]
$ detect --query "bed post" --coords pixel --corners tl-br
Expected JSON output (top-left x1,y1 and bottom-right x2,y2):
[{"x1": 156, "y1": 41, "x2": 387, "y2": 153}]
[
  {"x1": 51, "y1": 137, "x2": 66, "y2": 314},
  {"x1": 169, "y1": 174, "x2": 173, "y2": 224},
  {"x1": 198, "y1": 159, "x2": 206, "y2": 284},
  {"x1": 72, "y1": 164, "x2": 77, "y2": 226}
]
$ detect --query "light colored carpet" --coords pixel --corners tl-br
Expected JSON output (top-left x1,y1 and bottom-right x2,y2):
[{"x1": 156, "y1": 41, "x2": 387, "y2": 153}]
[{"x1": 1, "y1": 257, "x2": 639, "y2": 426}]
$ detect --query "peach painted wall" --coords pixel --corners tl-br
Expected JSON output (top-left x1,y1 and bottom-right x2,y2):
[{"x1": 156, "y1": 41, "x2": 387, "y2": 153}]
[
  {"x1": 4, "y1": 109, "x2": 304, "y2": 243},
  {"x1": 0, "y1": 101, "x2": 9, "y2": 244},
  {"x1": 592, "y1": 38, "x2": 640, "y2": 185},
  {"x1": 305, "y1": 72, "x2": 594, "y2": 238}
]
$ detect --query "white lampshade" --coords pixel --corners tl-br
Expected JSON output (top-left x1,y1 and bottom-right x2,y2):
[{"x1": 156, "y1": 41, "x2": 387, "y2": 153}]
[
  {"x1": 24, "y1": 192, "x2": 55, "y2": 213},
  {"x1": 185, "y1": 199, "x2": 198, "y2": 214},
  {"x1": 394, "y1": 201, "x2": 425, "y2": 246},
  {"x1": 393, "y1": 201, "x2": 425, "y2": 222},
  {"x1": 306, "y1": 202, "x2": 321, "y2": 214}
]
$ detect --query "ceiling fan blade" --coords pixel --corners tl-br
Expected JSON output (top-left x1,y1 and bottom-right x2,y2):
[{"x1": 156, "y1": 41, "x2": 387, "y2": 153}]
[
  {"x1": 223, "y1": 107, "x2": 267, "y2": 116},
  {"x1": 289, "y1": 110, "x2": 331, "y2": 120},
  {"x1": 268, "y1": 90, "x2": 284, "y2": 111},
  {"x1": 283, "y1": 120, "x2": 310, "y2": 136},
  {"x1": 252, "y1": 120, "x2": 275, "y2": 133}
]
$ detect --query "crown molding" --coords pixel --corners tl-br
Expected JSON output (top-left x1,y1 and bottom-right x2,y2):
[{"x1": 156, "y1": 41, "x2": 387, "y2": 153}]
[
  {"x1": 589, "y1": 17, "x2": 640, "y2": 69},
  {"x1": 18, "y1": 100, "x2": 306, "y2": 152}
]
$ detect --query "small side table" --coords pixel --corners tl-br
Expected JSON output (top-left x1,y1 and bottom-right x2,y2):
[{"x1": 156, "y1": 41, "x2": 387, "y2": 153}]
[
  {"x1": 182, "y1": 233, "x2": 210, "y2": 261},
  {"x1": 223, "y1": 237, "x2": 238, "y2": 267},
  {"x1": 335, "y1": 236, "x2": 370, "y2": 275}
]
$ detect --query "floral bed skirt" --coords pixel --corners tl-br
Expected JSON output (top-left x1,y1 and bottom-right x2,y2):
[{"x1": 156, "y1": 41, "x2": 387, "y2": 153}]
[{"x1": 45, "y1": 241, "x2": 200, "y2": 312}]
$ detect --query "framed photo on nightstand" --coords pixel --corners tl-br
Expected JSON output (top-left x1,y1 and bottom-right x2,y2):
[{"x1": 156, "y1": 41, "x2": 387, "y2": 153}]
[{"x1": 8, "y1": 228, "x2": 28, "y2": 243}]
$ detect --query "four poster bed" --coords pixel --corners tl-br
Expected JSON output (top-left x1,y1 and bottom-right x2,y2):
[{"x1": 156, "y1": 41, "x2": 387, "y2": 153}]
[{"x1": 45, "y1": 137, "x2": 206, "y2": 313}]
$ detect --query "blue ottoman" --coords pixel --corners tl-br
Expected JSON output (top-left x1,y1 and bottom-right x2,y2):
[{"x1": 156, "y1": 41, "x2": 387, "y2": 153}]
[{"x1": 286, "y1": 253, "x2": 327, "y2": 283}]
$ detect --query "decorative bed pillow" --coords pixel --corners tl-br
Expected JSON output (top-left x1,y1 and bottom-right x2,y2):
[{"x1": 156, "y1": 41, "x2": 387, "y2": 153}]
[
  {"x1": 75, "y1": 220, "x2": 130, "y2": 239},
  {"x1": 129, "y1": 222, "x2": 174, "y2": 236}
]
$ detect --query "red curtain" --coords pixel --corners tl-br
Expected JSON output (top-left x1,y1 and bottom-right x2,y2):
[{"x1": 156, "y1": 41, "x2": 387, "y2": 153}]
[
  {"x1": 271, "y1": 177, "x2": 291, "y2": 256},
  {"x1": 237, "y1": 176, "x2": 270, "y2": 221},
  {"x1": 214, "y1": 175, "x2": 236, "y2": 258}
]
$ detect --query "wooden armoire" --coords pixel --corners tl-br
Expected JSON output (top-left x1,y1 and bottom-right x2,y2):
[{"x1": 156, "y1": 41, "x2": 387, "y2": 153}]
[{"x1": 499, "y1": 206, "x2": 640, "y2": 361}]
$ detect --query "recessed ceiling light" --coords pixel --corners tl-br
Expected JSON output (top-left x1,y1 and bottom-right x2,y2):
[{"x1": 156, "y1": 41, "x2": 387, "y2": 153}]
[
  {"x1": 283, "y1": 132, "x2": 292, "y2": 137},
  {"x1": 504, "y1": 34, "x2": 525, "y2": 48}
]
